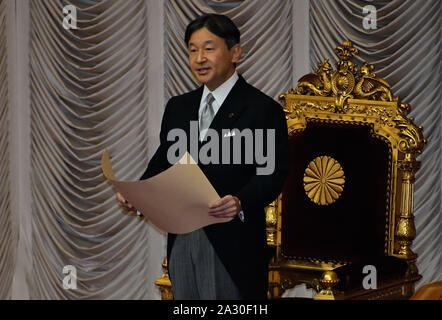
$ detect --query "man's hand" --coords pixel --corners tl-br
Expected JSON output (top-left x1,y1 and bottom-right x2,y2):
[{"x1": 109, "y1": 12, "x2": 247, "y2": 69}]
[
  {"x1": 116, "y1": 192, "x2": 137, "y2": 213},
  {"x1": 208, "y1": 195, "x2": 241, "y2": 219}
]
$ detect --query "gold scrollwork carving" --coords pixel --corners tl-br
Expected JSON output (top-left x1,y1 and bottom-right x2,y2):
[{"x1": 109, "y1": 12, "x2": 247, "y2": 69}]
[
  {"x1": 354, "y1": 63, "x2": 394, "y2": 102},
  {"x1": 392, "y1": 108, "x2": 426, "y2": 154},
  {"x1": 295, "y1": 59, "x2": 333, "y2": 97}
]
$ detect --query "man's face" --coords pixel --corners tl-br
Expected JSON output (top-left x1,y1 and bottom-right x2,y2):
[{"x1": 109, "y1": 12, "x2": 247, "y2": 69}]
[{"x1": 188, "y1": 27, "x2": 241, "y2": 91}]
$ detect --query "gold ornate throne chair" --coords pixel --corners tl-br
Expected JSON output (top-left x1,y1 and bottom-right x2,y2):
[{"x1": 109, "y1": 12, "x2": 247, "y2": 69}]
[{"x1": 266, "y1": 40, "x2": 426, "y2": 300}]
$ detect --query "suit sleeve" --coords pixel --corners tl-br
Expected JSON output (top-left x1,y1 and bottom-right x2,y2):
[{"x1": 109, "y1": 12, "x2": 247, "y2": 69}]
[
  {"x1": 234, "y1": 101, "x2": 289, "y2": 223},
  {"x1": 140, "y1": 97, "x2": 175, "y2": 180}
]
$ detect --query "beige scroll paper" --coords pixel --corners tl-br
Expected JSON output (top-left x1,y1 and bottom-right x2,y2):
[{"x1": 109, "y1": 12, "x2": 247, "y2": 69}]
[{"x1": 101, "y1": 151, "x2": 232, "y2": 234}]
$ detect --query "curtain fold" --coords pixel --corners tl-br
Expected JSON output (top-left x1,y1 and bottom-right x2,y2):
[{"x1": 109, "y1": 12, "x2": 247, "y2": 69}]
[
  {"x1": 29, "y1": 0, "x2": 150, "y2": 299},
  {"x1": 0, "y1": 0, "x2": 13, "y2": 300},
  {"x1": 310, "y1": 0, "x2": 442, "y2": 286}
]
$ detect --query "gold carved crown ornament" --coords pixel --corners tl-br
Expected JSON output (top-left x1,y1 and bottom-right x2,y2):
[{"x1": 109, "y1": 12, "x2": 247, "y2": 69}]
[
  {"x1": 294, "y1": 40, "x2": 394, "y2": 105},
  {"x1": 279, "y1": 40, "x2": 426, "y2": 156}
]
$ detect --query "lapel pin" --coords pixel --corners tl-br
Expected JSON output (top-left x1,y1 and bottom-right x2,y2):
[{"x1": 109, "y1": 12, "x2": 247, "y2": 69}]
[{"x1": 228, "y1": 113, "x2": 234, "y2": 118}]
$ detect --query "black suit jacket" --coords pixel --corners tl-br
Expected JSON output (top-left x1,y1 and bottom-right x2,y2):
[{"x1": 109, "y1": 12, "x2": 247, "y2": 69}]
[{"x1": 141, "y1": 75, "x2": 289, "y2": 299}]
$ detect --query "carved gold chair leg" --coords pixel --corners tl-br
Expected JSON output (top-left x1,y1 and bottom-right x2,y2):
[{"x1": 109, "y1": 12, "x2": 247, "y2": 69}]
[
  {"x1": 314, "y1": 271, "x2": 340, "y2": 300},
  {"x1": 155, "y1": 257, "x2": 173, "y2": 300}
]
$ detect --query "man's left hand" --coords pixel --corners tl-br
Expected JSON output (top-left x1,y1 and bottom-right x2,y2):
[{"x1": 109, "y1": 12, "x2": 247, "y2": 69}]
[{"x1": 208, "y1": 195, "x2": 241, "y2": 219}]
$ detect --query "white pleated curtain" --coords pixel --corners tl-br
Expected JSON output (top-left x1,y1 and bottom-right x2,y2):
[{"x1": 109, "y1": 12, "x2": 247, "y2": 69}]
[
  {"x1": 309, "y1": 0, "x2": 441, "y2": 288},
  {"x1": 0, "y1": 0, "x2": 440, "y2": 299},
  {"x1": 29, "y1": 0, "x2": 150, "y2": 299},
  {"x1": 0, "y1": 0, "x2": 13, "y2": 300}
]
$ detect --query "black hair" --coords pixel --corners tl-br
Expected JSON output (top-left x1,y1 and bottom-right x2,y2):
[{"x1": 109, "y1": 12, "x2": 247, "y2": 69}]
[{"x1": 184, "y1": 14, "x2": 240, "y2": 49}]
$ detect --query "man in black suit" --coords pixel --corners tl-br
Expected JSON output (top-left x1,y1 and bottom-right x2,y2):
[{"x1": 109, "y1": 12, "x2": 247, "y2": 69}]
[{"x1": 117, "y1": 14, "x2": 289, "y2": 300}]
